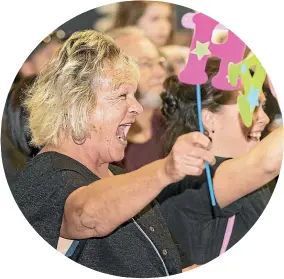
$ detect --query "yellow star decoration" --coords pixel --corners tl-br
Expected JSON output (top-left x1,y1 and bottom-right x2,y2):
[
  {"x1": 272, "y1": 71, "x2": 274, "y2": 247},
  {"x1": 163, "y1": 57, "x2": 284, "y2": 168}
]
[{"x1": 191, "y1": 41, "x2": 211, "y2": 60}]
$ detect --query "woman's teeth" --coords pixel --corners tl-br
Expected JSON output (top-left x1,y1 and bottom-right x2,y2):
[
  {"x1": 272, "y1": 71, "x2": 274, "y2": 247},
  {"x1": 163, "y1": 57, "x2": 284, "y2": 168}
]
[
  {"x1": 117, "y1": 136, "x2": 127, "y2": 145},
  {"x1": 123, "y1": 125, "x2": 131, "y2": 137},
  {"x1": 248, "y1": 132, "x2": 261, "y2": 141},
  {"x1": 116, "y1": 124, "x2": 131, "y2": 145}
]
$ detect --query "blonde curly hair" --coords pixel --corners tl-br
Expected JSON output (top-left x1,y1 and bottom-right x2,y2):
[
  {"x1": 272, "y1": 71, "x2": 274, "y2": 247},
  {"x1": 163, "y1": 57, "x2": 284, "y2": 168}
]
[{"x1": 25, "y1": 30, "x2": 139, "y2": 147}]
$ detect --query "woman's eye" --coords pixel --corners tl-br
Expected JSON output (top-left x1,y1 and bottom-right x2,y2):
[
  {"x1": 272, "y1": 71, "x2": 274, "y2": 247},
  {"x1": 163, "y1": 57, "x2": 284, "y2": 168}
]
[
  {"x1": 140, "y1": 62, "x2": 150, "y2": 67},
  {"x1": 120, "y1": 94, "x2": 127, "y2": 99}
]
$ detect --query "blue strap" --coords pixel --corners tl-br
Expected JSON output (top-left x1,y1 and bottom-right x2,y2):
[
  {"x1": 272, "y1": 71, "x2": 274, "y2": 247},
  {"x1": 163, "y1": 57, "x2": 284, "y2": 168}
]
[{"x1": 65, "y1": 240, "x2": 80, "y2": 257}]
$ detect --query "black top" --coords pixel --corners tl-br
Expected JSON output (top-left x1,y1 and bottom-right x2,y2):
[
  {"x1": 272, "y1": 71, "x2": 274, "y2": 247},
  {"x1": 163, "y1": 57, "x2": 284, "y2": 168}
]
[
  {"x1": 158, "y1": 157, "x2": 272, "y2": 267},
  {"x1": 1, "y1": 112, "x2": 29, "y2": 186},
  {"x1": 10, "y1": 152, "x2": 181, "y2": 277}
]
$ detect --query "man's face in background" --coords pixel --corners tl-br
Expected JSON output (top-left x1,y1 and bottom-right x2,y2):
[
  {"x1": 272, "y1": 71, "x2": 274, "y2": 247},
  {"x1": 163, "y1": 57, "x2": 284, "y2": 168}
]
[{"x1": 115, "y1": 35, "x2": 167, "y2": 109}]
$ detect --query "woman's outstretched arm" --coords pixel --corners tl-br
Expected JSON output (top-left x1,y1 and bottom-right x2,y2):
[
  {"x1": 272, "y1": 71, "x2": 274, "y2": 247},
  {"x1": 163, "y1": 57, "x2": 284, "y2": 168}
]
[{"x1": 214, "y1": 126, "x2": 283, "y2": 208}]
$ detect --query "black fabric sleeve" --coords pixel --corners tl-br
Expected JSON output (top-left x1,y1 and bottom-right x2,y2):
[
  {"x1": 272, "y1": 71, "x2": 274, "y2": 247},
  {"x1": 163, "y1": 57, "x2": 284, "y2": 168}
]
[
  {"x1": 13, "y1": 169, "x2": 89, "y2": 249},
  {"x1": 207, "y1": 157, "x2": 243, "y2": 217},
  {"x1": 159, "y1": 157, "x2": 243, "y2": 218},
  {"x1": 159, "y1": 157, "x2": 245, "y2": 267}
]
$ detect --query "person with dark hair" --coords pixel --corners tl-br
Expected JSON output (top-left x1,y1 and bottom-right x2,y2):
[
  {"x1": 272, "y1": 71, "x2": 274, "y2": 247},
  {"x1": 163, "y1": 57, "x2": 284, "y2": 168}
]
[
  {"x1": 112, "y1": 1, "x2": 176, "y2": 47},
  {"x1": 1, "y1": 75, "x2": 39, "y2": 185},
  {"x1": 157, "y1": 58, "x2": 283, "y2": 268}
]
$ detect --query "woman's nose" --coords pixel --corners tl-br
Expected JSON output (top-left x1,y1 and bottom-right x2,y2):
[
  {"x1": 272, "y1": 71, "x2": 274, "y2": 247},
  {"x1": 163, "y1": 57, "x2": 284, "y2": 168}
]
[
  {"x1": 128, "y1": 97, "x2": 144, "y2": 115},
  {"x1": 256, "y1": 107, "x2": 270, "y2": 126}
]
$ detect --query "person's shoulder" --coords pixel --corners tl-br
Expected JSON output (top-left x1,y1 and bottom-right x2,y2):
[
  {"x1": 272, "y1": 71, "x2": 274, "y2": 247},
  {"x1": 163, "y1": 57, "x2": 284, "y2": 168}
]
[
  {"x1": 214, "y1": 156, "x2": 232, "y2": 166},
  {"x1": 10, "y1": 152, "x2": 94, "y2": 211},
  {"x1": 11, "y1": 152, "x2": 92, "y2": 193},
  {"x1": 15, "y1": 152, "x2": 82, "y2": 178},
  {"x1": 210, "y1": 156, "x2": 232, "y2": 175},
  {"x1": 31, "y1": 151, "x2": 96, "y2": 174},
  {"x1": 12, "y1": 152, "x2": 55, "y2": 184}
]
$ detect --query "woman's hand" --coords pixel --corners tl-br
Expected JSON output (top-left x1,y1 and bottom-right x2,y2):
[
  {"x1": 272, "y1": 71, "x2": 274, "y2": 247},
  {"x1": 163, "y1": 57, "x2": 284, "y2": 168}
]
[{"x1": 162, "y1": 132, "x2": 216, "y2": 184}]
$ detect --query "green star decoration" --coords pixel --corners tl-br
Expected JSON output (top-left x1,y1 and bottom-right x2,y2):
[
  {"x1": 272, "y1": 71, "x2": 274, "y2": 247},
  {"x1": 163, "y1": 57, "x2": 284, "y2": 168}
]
[{"x1": 191, "y1": 41, "x2": 211, "y2": 60}]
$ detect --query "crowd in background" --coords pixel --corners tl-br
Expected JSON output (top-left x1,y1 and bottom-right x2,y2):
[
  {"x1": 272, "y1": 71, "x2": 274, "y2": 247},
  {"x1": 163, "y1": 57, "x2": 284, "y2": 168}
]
[
  {"x1": 2, "y1": 2, "x2": 283, "y2": 276},
  {"x1": 2, "y1": 0, "x2": 282, "y2": 190}
]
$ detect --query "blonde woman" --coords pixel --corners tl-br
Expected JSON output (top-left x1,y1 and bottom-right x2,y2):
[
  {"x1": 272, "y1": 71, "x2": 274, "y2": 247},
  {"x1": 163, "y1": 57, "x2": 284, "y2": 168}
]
[{"x1": 10, "y1": 30, "x2": 217, "y2": 277}]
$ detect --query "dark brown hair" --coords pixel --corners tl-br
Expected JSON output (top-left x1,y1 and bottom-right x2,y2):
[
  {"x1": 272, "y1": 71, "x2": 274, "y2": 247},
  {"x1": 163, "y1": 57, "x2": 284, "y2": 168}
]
[
  {"x1": 4, "y1": 75, "x2": 39, "y2": 156},
  {"x1": 161, "y1": 58, "x2": 236, "y2": 154},
  {"x1": 112, "y1": 1, "x2": 176, "y2": 45}
]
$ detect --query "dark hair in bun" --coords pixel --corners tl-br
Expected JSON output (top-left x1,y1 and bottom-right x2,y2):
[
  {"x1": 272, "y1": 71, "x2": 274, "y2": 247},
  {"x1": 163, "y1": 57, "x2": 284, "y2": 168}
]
[{"x1": 161, "y1": 58, "x2": 235, "y2": 154}]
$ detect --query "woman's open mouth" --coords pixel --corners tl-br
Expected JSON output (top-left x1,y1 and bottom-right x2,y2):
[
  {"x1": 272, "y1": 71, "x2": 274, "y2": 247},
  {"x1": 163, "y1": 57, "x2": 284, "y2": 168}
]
[
  {"x1": 247, "y1": 131, "x2": 262, "y2": 142},
  {"x1": 116, "y1": 124, "x2": 132, "y2": 145}
]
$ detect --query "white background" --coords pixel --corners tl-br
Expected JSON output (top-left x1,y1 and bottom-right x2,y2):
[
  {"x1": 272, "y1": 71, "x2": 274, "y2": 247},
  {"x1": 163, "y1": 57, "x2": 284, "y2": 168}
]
[{"x1": 0, "y1": 0, "x2": 283, "y2": 278}]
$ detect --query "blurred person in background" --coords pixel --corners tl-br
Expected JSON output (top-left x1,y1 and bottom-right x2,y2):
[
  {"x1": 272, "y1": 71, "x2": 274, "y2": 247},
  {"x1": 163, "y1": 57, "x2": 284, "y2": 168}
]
[
  {"x1": 3, "y1": 32, "x2": 64, "y2": 184},
  {"x1": 107, "y1": 26, "x2": 168, "y2": 171},
  {"x1": 112, "y1": 1, "x2": 176, "y2": 47},
  {"x1": 17, "y1": 59, "x2": 36, "y2": 81},
  {"x1": 31, "y1": 32, "x2": 63, "y2": 74},
  {"x1": 267, "y1": 114, "x2": 282, "y2": 132},
  {"x1": 14, "y1": 32, "x2": 63, "y2": 83},
  {"x1": 160, "y1": 45, "x2": 190, "y2": 75},
  {"x1": 1, "y1": 75, "x2": 40, "y2": 185}
]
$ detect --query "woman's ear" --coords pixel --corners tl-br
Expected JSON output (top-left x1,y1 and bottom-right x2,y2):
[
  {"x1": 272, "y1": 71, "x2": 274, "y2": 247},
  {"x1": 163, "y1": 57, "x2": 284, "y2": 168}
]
[{"x1": 202, "y1": 109, "x2": 214, "y2": 132}]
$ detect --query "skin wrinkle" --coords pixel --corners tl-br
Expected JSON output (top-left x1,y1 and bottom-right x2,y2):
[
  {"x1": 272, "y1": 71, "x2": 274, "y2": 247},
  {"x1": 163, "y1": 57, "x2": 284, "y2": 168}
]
[
  {"x1": 104, "y1": 81, "x2": 138, "y2": 163},
  {"x1": 25, "y1": 30, "x2": 140, "y2": 148},
  {"x1": 84, "y1": 62, "x2": 139, "y2": 143},
  {"x1": 93, "y1": 64, "x2": 139, "y2": 94},
  {"x1": 86, "y1": 70, "x2": 139, "y2": 165}
]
